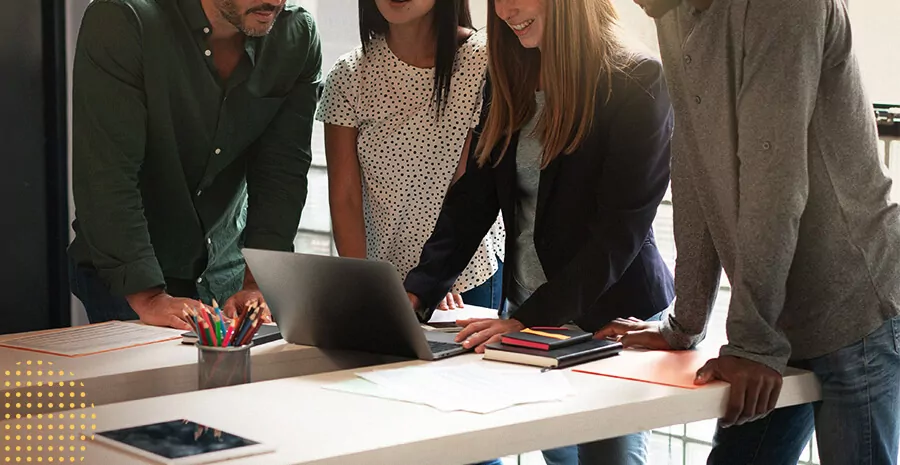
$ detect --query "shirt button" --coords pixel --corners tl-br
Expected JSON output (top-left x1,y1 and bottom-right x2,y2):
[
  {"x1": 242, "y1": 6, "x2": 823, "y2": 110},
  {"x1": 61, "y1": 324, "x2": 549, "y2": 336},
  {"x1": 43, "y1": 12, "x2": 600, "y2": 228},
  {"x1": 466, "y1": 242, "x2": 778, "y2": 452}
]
[
  {"x1": 694, "y1": 95, "x2": 702, "y2": 104},
  {"x1": 203, "y1": 27, "x2": 210, "y2": 34},
  {"x1": 204, "y1": 50, "x2": 212, "y2": 57},
  {"x1": 684, "y1": 55, "x2": 692, "y2": 64},
  {"x1": 196, "y1": 277, "x2": 203, "y2": 284},
  {"x1": 207, "y1": 238, "x2": 212, "y2": 245},
  {"x1": 214, "y1": 148, "x2": 221, "y2": 155},
  {"x1": 196, "y1": 190, "x2": 203, "y2": 197},
  {"x1": 762, "y1": 141, "x2": 772, "y2": 150}
]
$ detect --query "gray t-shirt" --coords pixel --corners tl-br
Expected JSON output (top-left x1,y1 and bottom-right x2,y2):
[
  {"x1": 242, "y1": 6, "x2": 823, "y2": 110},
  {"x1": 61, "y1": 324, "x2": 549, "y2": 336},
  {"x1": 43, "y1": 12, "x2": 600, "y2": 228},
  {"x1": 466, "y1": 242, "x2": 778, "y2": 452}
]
[{"x1": 509, "y1": 92, "x2": 548, "y2": 309}]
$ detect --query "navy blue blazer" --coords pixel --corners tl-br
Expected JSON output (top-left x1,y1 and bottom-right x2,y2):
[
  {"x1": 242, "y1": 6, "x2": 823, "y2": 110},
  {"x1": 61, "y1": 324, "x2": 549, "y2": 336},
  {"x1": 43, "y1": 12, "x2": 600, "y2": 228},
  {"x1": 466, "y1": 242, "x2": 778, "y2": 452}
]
[{"x1": 404, "y1": 55, "x2": 675, "y2": 332}]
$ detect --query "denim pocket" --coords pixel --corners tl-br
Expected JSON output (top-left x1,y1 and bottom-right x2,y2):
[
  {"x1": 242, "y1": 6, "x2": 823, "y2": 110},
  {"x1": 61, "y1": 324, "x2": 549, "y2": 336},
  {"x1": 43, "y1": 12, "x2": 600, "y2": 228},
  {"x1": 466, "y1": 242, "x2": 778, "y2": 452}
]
[{"x1": 892, "y1": 316, "x2": 900, "y2": 356}]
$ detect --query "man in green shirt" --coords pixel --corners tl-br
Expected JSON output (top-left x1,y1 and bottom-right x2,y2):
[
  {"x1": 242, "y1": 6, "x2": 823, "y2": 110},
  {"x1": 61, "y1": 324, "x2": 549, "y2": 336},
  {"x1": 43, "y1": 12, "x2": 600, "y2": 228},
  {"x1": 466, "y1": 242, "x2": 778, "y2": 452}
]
[{"x1": 68, "y1": 0, "x2": 321, "y2": 329}]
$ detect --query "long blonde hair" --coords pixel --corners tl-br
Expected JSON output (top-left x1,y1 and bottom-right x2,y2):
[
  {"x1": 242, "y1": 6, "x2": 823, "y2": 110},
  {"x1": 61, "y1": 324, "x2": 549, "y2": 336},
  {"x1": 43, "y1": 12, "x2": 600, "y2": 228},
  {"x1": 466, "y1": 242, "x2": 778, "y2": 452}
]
[{"x1": 476, "y1": 0, "x2": 631, "y2": 168}]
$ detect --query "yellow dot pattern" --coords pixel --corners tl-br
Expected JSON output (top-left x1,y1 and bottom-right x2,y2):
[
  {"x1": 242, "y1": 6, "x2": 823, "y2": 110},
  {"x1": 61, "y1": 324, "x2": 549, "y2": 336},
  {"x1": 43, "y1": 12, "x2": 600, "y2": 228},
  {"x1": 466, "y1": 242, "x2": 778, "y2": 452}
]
[{"x1": 0, "y1": 361, "x2": 95, "y2": 462}]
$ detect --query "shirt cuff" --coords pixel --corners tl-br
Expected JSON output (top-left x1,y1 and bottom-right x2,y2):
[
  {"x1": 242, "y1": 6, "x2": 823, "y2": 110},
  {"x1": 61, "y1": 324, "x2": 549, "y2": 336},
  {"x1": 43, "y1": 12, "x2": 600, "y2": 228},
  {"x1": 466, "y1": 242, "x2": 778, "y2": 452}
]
[
  {"x1": 97, "y1": 256, "x2": 166, "y2": 297},
  {"x1": 719, "y1": 344, "x2": 789, "y2": 375},
  {"x1": 403, "y1": 276, "x2": 439, "y2": 323},
  {"x1": 508, "y1": 303, "x2": 544, "y2": 329},
  {"x1": 659, "y1": 309, "x2": 704, "y2": 350},
  {"x1": 243, "y1": 232, "x2": 294, "y2": 253}
]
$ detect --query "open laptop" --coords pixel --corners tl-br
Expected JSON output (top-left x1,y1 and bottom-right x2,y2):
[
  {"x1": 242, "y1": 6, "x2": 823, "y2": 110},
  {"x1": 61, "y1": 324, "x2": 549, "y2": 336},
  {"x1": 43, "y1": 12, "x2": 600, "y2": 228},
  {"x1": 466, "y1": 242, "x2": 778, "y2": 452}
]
[{"x1": 242, "y1": 248, "x2": 469, "y2": 361}]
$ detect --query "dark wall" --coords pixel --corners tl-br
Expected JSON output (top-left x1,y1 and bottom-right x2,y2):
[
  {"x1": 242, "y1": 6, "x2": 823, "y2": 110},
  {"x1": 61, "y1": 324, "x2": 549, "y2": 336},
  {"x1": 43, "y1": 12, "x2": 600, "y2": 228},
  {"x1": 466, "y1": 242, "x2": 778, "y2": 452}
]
[{"x1": 0, "y1": 0, "x2": 69, "y2": 334}]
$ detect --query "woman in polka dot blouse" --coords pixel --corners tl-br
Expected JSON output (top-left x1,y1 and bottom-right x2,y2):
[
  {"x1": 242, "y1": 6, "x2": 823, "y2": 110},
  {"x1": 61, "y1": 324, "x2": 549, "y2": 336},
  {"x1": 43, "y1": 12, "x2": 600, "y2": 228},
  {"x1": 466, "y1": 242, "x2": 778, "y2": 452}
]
[{"x1": 316, "y1": 0, "x2": 505, "y2": 312}]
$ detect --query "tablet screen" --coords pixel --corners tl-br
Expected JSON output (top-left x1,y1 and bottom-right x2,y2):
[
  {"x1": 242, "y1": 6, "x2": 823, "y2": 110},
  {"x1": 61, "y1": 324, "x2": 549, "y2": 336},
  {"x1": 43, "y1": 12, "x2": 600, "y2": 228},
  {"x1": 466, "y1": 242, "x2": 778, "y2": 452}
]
[{"x1": 97, "y1": 419, "x2": 259, "y2": 460}]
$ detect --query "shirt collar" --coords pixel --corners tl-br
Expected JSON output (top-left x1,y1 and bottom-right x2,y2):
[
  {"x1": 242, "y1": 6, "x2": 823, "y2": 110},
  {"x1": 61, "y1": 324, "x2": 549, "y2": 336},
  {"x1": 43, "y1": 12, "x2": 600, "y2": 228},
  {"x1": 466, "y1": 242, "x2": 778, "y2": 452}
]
[
  {"x1": 179, "y1": 0, "x2": 263, "y2": 67},
  {"x1": 244, "y1": 37, "x2": 261, "y2": 66},
  {"x1": 178, "y1": 0, "x2": 212, "y2": 32}
]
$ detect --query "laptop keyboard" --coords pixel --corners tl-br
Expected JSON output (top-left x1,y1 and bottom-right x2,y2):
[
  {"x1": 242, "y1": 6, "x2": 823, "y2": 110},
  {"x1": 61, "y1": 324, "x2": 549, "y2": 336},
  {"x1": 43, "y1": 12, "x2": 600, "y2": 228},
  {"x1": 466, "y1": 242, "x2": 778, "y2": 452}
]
[{"x1": 428, "y1": 341, "x2": 463, "y2": 353}]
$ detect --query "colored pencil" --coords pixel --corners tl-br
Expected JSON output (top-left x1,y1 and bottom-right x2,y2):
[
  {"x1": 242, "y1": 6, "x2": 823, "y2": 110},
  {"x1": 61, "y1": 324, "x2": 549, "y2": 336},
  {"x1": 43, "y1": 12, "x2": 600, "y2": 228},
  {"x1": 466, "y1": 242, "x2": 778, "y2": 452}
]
[
  {"x1": 233, "y1": 308, "x2": 258, "y2": 347},
  {"x1": 239, "y1": 314, "x2": 263, "y2": 347},
  {"x1": 182, "y1": 309, "x2": 200, "y2": 336},
  {"x1": 221, "y1": 317, "x2": 237, "y2": 347},
  {"x1": 184, "y1": 305, "x2": 204, "y2": 345},
  {"x1": 202, "y1": 308, "x2": 216, "y2": 346},
  {"x1": 212, "y1": 314, "x2": 224, "y2": 346},
  {"x1": 212, "y1": 299, "x2": 225, "y2": 341},
  {"x1": 199, "y1": 319, "x2": 212, "y2": 347}
]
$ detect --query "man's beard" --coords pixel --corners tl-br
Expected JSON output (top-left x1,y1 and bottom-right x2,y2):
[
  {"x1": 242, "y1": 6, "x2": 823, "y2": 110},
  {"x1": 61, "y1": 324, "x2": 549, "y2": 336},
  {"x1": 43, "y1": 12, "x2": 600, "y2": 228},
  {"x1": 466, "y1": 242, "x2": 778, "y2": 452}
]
[{"x1": 217, "y1": 0, "x2": 281, "y2": 37}]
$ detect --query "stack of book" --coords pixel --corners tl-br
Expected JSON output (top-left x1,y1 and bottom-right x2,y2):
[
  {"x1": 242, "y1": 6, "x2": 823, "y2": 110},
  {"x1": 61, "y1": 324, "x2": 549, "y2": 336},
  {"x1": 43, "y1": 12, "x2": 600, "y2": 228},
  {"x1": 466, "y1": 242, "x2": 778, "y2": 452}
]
[{"x1": 483, "y1": 327, "x2": 622, "y2": 369}]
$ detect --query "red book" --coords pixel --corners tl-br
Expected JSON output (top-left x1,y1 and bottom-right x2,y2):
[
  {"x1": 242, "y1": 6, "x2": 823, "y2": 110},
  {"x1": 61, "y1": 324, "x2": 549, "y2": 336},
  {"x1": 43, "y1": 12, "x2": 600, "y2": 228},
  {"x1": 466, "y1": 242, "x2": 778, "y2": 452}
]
[{"x1": 500, "y1": 327, "x2": 593, "y2": 351}]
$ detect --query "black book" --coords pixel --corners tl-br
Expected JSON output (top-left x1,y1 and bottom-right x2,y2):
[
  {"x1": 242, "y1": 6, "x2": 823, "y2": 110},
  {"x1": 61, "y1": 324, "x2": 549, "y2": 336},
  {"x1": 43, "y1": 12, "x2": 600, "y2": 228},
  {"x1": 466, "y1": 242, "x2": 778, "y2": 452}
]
[{"x1": 483, "y1": 338, "x2": 622, "y2": 369}]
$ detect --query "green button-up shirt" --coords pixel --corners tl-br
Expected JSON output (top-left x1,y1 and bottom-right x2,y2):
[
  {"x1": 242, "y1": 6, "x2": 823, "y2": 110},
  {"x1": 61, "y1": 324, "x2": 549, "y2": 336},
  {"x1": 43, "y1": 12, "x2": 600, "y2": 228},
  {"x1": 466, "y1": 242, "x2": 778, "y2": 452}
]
[{"x1": 69, "y1": 0, "x2": 321, "y2": 302}]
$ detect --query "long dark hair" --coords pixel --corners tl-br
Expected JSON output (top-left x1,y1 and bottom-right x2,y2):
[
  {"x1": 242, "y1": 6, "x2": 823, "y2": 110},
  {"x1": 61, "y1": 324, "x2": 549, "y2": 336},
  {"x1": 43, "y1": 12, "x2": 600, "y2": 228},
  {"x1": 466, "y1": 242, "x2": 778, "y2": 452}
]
[{"x1": 359, "y1": 0, "x2": 473, "y2": 117}]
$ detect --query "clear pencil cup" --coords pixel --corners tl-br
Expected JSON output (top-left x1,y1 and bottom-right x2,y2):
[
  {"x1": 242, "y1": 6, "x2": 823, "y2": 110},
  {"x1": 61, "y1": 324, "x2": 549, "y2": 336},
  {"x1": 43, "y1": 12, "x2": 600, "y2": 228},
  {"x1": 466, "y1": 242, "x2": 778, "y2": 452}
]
[{"x1": 196, "y1": 343, "x2": 253, "y2": 390}]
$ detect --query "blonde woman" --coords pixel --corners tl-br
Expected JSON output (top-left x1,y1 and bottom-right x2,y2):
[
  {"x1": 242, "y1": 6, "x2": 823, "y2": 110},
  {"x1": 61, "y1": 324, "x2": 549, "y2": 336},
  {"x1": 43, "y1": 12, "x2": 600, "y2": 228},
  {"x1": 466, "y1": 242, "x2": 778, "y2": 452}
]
[{"x1": 404, "y1": 0, "x2": 674, "y2": 463}]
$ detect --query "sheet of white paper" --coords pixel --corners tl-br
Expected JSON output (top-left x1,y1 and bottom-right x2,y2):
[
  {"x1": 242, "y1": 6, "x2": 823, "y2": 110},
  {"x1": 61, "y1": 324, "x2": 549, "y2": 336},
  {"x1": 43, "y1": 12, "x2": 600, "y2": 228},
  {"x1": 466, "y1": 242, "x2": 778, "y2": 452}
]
[
  {"x1": 0, "y1": 321, "x2": 183, "y2": 357},
  {"x1": 322, "y1": 378, "x2": 439, "y2": 408},
  {"x1": 330, "y1": 363, "x2": 573, "y2": 414},
  {"x1": 427, "y1": 305, "x2": 499, "y2": 324}
]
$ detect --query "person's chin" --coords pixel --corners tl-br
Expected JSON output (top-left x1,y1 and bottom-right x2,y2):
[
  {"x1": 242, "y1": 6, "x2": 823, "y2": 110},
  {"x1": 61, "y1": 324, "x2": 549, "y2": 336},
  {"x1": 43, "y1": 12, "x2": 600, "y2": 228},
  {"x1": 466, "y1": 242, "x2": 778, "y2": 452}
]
[{"x1": 517, "y1": 37, "x2": 540, "y2": 49}]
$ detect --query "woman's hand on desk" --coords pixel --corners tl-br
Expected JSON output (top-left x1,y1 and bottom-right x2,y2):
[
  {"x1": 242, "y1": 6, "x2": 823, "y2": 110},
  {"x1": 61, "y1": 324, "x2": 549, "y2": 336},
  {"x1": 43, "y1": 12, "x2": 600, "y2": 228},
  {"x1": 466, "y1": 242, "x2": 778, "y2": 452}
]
[
  {"x1": 455, "y1": 318, "x2": 525, "y2": 353},
  {"x1": 407, "y1": 292, "x2": 464, "y2": 313},
  {"x1": 437, "y1": 293, "x2": 464, "y2": 310},
  {"x1": 593, "y1": 318, "x2": 672, "y2": 350},
  {"x1": 125, "y1": 289, "x2": 195, "y2": 330}
]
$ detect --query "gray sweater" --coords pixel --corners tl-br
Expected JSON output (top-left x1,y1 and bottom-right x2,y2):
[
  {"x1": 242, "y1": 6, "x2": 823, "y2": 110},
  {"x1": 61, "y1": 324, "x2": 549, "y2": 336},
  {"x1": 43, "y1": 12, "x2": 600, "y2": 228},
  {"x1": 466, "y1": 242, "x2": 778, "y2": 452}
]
[{"x1": 656, "y1": 0, "x2": 900, "y2": 372}]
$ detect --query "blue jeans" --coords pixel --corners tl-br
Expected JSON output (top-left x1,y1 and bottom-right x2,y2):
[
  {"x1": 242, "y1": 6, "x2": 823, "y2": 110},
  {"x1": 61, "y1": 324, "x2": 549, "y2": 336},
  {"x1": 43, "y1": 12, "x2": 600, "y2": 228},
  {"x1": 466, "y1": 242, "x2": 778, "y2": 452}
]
[
  {"x1": 708, "y1": 315, "x2": 900, "y2": 465},
  {"x1": 541, "y1": 432, "x2": 649, "y2": 465},
  {"x1": 460, "y1": 260, "x2": 504, "y2": 310}
]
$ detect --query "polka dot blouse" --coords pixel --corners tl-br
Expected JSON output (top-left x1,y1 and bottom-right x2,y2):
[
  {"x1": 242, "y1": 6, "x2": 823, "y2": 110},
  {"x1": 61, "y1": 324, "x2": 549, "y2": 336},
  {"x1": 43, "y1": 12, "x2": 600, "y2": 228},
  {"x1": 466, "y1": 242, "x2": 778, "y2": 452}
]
[{"x1": 315, "y1": 29, "x2": 505, "y2": 293}]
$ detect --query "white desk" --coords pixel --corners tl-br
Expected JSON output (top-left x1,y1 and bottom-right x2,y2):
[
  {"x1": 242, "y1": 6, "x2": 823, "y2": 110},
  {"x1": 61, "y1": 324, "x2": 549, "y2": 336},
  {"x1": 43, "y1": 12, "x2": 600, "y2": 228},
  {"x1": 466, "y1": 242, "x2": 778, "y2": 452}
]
[
  {"x1": 10, "y1": 353, "x2": 820, "y2": 465},
  {"x1": 0, "y1": 328, "x2": 399, "y2": 418},
  {"x1": 0, "y1": 305, "x2": 499, "y2": 417}
]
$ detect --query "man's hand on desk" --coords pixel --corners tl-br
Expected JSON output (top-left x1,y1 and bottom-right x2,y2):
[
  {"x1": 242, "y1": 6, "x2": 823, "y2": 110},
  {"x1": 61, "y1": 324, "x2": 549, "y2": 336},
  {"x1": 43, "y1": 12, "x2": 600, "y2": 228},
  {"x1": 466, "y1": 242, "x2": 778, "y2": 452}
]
[
  {"x1": 593, "y1": 318, "x2": 672, "y2": 350},
  {"x1": 695, "y1": 356, "x2": 783, "y2": 428},
  {"x1": 125, "y1": 289, "x2": 194, "y2": 330},
  {"x1": 222, "y1": 287, "x2": 271, "y2": 322},
  {"x1": 455, "y1": 318, "x2": 525, "y2": 354},
  {"x1": 222, "y1": 269, "x2": 271, "y2": 323},
  {"x1": 596, "y1": 318, "x2": 784, "y2": 427}
]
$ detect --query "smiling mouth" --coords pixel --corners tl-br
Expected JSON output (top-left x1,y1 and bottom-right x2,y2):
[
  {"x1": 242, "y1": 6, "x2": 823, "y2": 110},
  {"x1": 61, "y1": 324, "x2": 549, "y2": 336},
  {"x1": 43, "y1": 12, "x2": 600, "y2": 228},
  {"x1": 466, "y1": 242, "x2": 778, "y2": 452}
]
[{"x1": 508, "y1": 18, "x2": 535, "y2": 32}]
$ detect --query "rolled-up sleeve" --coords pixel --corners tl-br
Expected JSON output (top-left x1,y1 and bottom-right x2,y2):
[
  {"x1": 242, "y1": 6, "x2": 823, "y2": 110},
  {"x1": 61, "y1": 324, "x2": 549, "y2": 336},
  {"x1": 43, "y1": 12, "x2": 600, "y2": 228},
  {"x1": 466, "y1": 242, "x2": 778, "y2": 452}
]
[
  {"x1": 718, "y1": 0, "x2": 827, "y2": 373},
  {"x1": 72, "y1": 0, "x2": 165, "y2": 296}
]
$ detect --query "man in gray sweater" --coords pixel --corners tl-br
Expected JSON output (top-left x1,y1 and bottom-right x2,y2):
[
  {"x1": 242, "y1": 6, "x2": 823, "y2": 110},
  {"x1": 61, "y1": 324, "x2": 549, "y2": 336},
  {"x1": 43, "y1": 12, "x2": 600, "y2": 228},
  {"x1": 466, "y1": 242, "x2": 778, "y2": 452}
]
[{"x1": 598, "y1": 0, "x2": 900, "y2": 463}]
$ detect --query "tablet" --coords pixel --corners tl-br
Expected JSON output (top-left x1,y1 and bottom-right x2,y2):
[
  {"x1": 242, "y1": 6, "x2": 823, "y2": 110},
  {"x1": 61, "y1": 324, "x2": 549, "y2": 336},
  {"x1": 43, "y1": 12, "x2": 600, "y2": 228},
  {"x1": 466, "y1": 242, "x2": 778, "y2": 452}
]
[{"x1": 92, "y1": 419, "x2": 274, "y2": 464}]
